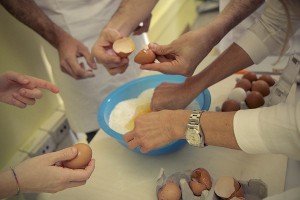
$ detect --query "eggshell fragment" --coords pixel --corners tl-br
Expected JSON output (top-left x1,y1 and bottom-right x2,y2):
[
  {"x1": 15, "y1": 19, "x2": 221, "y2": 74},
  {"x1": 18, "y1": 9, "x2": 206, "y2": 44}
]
[
  {"x1": 214, "y1": 176, "x2": 244, "y2": 199},
  {"x1": 228, "y1": 88, "x2": 247, "y2": 102},
  {"x1": 245, "y1": 91, "x2": 265, "y2": 109},
  {"x1": 158, "y1": 181, "x2": 181, "y2": 200},
  {"x1": 242, "y1": 72, "x2": 257, "y2": 82},
  {"x1": 134, "y1": 49, "x2": 156, "y2": 64},
  {"x1": 258, "y1": 75, "x2": 275, "y2": 86},
  {"x1": 235, "y1": 79, "x2": 252, "y2": 91},
  {"x1": 63, "y1": 143, "x2": 92, "y2": 169},
  {"x1": 251, "y1": 80, "x2": 270, "y2": 97},
  {"x1": 189, "y1": 180, "x2": 207, "y2": 196},
  {"x1": 222, "y1": 100, "x2": 241, "y2": 112},
  {"x1": 112, "y1": 37, "x2": 135, "y2": 58}
]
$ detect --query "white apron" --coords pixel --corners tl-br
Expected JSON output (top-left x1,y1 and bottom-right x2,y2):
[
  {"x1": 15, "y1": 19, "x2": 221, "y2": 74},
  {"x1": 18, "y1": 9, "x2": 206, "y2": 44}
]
[{"x1": 34, "y1": 0, "x2": 145, "y2": 133}]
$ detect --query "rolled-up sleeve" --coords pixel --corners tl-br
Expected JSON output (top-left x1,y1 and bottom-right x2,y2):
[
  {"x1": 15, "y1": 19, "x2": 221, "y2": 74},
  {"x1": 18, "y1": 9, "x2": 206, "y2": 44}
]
[
  {"x1": 236, "y1": 0, "x2": 300, "y2": 64},
  {"x1": 234, "y1": 101, "x2": 300, "y2": 160}
]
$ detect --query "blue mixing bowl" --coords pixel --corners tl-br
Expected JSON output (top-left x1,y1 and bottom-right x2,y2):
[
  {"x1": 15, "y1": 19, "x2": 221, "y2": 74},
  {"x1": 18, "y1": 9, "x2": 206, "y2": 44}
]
[{"x1": 97, "y1": 74, "x2": 211, "y2": 156}]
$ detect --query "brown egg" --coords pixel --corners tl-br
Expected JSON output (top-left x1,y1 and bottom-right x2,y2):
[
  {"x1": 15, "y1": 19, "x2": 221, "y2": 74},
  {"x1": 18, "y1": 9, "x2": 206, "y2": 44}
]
[
  {"x1": 251, "y1": 80, "x2": 270, "y2": 97},
  {"x1": 258, "y1": 75, "x2": 275, "y2": 86},
  {"x1": 134, "y1": 49, "x2": 156, "y2": 64},
  {"x1": 242, "y1": 72, "x2": 257, "y2": 82},
  {"x1": 214, "y1": 176, "x2": 244, "y2": 199},
  {"x1": 235, "y1": 79, "x2": 252, "y2": 91},
  {"x1": 158, "y1": 181, "x2": 181, "y2": 200},
  {"x1": 221, "y1": 100, "x2": 241, "y2": 112},
  {"x1": 189, "y1": 180, "x2": 207, "y2": 196},
  {"x1": 112, "y1": 37, "x2": 135, "y2": 58},
  {"x1": 245, "y1": 91, "x2": 265, "y2": 109},
  {"x1": 191, "y1": 168, "x2": 212, "y2": 192},
  {"x1": 63, "y1": 143, "x2": 92, "y2": 169}
]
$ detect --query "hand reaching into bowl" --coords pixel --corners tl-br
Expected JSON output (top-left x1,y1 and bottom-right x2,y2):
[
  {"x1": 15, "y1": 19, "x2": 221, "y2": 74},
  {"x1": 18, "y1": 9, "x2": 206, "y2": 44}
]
[
  {"x1": 0, "y1": 71, "x2": 59, "y2": 108},
  {"x1": 123, "y1": 110, "x2": 191, "y2": 153}
]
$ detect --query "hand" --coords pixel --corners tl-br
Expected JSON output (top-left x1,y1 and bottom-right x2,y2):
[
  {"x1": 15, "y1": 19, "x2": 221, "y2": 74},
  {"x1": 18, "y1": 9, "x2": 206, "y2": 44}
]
[
  {"x1": 92, "y1": 28, "x2": 129, "y2": 75},
  {"x1": 140, "y1": 28, "x2": 216, "y2": 76},
  {"x1": 14, "y1": 147, "x2": 95, "y2": 193},
  {"x1": 123, "y1": 110, "x2": 191, "y2": 153},
  {"x1": 151, "y1": 82, "x2": 197, "y2": 111},
  {"x1": 0, "y1": 71, "x2": 59, "y2": 108},
  {"x1": 133, "y1": 14, "x2": 152, "y2": 35},
  {"x1": 57, "y1": 34, "x2": 96, "y2": 79}
]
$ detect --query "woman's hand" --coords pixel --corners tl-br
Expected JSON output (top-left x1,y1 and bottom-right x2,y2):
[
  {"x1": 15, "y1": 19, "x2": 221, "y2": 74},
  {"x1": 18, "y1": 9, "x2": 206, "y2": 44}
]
[
  {"x1": 123, "y1": 110, "x2": 191, "y2": 153},
  {"x1": 140, "y1": 28, "x2": 216, "y2": 76},
  {"x1": 14, "y1": 147, "x2": 95, "y2": 193},
  {"x1": 151, "y1": 82, "x2": 198, "y2": 111},
  {"x1": 0, "y1": 71, "x2": 59, "y2": 108},
  {"x1": 92, "y1": 28, "x2": 129, "y2": 75}
]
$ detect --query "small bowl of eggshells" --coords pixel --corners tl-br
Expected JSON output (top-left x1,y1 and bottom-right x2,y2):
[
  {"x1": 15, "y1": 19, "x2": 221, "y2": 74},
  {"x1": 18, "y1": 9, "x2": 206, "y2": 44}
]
[{"x1": 97, "y1": 74, "x2": 211, "y2": 156}]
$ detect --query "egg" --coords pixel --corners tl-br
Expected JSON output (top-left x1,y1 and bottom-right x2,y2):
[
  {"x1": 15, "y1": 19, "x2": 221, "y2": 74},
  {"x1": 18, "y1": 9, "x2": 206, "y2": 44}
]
[
  {"x1": 189, "y1": 168, "x2": 212, "y2": 196},
  {"x1": 63, "y1": 143, "x2": 92, "y2": 169},
  {"x1": 112, "y1": 37, "x2": 135, "y2": 58},
  {"x1": 251, "y1": 80, "x2": 270, "y2": 97},
  {"x1": 158, "y1": 181, "x2": 181, "y2": 200},
  {"x1": 214, "y1": 176, "x2": 244, "y2": 199},
  {"x1": 258, "y1": 75, "x2": 275, "y2": 86},
  {"x1": 235, "y1": 79, "x2": 252, "y2": 91},
  {"x1": 228, "y1": 88, "x2": 247, "y2": 102},
  {"x1": 245, "y1": 91, "x2": 265, "y2": 109},
  {"x1": 221, "y1": 100, "x2": 241, "y2": 112},
  {"x1": 242, "y1": 72, "x2": 257, "y2": 82},
  {"x1": 134, "y1": 49, "x2": 156, "y2": 64}
]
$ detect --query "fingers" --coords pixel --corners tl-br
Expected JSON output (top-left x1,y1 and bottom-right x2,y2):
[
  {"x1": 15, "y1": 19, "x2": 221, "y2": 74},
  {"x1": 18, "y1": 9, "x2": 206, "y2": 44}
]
[
  {"x1": 5, "y1": 71, "x2": 29, "y2": 85},
  {"x1": 66, "y1": 57, "x2": 95, "y2": 79},
  {"x1": 148, "y1": 43, "x2": 172, "y2": 56},
  {"x1": 140, "y1": 62, "x2": 178, "y2": 75},
  {"x1": 92, "y1": 46, "x2": 121, "y2": 64},
  {"x1": 78, "y1": 45, "x2": 97, "y2": 69},
  {"x1": 48, "y1": 147, "x2": 78, "y2": 164},
  {"x1": 25, "y1": 76, "x2": 60, "y2": 93},
  {"x1": 66, "y1": 181, "x2": 87, "y2": 189},
  {"x1": 123, "y1": 131, "x2": 135, "y2": 143},
  {"x1": 19, "y1": 88, "x2": 43, "y2": 99},
  {"x1": 107, "y1": 64, "x2": 128, "y2": 75},
  {"x1": 67, "y1": 159, "x2": 95, "y2": 182},
  {"x1": 12, "y1": 92, "x2": 36, "y2": 105},
  {"x1": 11, "y1": 98, "x2": 26, "y2": 108}
]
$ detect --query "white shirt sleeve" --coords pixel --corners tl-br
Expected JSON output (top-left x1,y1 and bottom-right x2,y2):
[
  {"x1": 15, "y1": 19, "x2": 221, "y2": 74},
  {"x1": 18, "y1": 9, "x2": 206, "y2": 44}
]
[
  {"x1": 234, "y1": 101, "x2": 300, "y2": 160},
  {"x1": 236, "y1": 0, "x2": 300, "y2": 64}
]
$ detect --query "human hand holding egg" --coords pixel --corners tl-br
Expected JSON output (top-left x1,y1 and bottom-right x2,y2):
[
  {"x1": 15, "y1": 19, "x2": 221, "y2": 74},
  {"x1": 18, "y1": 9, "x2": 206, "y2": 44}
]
[{"x1": 13, "y1": 145, "x2": 94, "y2": 193}]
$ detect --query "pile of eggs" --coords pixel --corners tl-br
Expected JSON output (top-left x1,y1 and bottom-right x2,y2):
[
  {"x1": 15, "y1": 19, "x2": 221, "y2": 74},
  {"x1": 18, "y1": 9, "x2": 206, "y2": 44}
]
[
  {"x1": 221, "y1": 72, "x2": 275, "y2": 112},
  {"x1": 157, "y1": 168, "x2": 245, "y2": 200}
]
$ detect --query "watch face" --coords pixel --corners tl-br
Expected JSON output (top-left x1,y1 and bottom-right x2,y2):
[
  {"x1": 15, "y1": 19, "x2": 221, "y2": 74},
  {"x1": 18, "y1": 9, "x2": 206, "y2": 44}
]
[{"x1": 186, "y1": 129, "x2": 201, "y2": 147}]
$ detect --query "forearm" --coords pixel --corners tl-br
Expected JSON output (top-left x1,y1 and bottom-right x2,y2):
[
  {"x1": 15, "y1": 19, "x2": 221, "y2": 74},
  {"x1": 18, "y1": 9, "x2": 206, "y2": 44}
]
[
  {"x1": 186, "y1": 43, "x2": 254, "y2": 96},
  {"x1": 203, "y1": 0, "x2": 264, "y2": 45},
  {"x1": 105, "y1": 0, "x2": 158, "y2": 36},
  {"x1": 0, "y1": 0, "x2": 68, "y2": 48},
  {"x1": 0, "y1": 170, "x2": 19, "y2": 199}
]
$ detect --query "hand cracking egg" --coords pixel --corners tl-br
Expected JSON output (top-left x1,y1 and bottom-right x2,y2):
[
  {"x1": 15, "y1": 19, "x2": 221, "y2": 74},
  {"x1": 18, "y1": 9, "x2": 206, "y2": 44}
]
[{"x1": 63, "y1": 143, "x2": 92, "y2": 169}]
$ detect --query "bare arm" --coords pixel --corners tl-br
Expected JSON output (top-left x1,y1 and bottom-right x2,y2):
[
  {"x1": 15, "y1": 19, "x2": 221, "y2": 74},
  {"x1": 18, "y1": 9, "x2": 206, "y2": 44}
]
[
  {"x1": 105, "y1": 0, "x2": 158, "y2": 36},
  {"x1": 0, "y1": 0, "x2": 67, "y2": 48}
]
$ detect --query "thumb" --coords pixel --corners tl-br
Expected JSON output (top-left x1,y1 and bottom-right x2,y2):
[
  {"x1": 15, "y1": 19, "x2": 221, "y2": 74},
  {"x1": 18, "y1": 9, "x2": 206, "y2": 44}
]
[
  {"x1": 148, "y1": 43, "x2": 172, "y2": 56},
  {"x1": 48, "y1": 147, "x2": 78, "y2": 164},
  {"x1": 6, "y1": 71, "x2": 29, "y2": 85}
]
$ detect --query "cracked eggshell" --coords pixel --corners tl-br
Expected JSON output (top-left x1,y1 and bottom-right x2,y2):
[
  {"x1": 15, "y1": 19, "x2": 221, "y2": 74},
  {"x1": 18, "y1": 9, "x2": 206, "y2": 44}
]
[
  {"x1": 134, "y1": 49, "x2": 156, "y2": 64},
  {"x1": 112, "y1": 37, "x2": 135, "y2": 58},
  {"x1": 191, "y1": 168, "x2": 212, "y2": 190},
  {"x1": 214, "y1": 176, "x2": 244, "y2": 199},
  {"x1": 228, "y1": 88, "x2": 247, "y2": 102},
  {"x1": 158, "y1": 181, "x2": 181, "y2": 200},
  {"x1": 251, "y1": 80, "x2": 270, "y2": 97},
  {"x1": 189, "y1": 180, "x2": 207, "y2": 196}
]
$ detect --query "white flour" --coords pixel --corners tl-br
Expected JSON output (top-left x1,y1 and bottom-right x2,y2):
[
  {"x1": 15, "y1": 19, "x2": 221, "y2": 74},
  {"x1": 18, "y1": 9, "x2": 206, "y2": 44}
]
[{"x1": 109, "y1": 88, "x2": 200, "y2": 135}]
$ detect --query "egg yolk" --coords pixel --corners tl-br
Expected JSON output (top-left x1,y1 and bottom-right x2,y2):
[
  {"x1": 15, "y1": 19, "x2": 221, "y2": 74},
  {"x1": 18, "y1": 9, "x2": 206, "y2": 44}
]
[{"x1": 126, "y1": 103, "x2": 151, "y2": 131}]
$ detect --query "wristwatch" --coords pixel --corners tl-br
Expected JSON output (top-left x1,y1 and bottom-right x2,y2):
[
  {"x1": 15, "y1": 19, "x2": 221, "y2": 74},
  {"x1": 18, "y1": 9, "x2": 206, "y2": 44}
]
[{"x1": 185, "y1": 110, "x2": 205, "y2": 147}]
